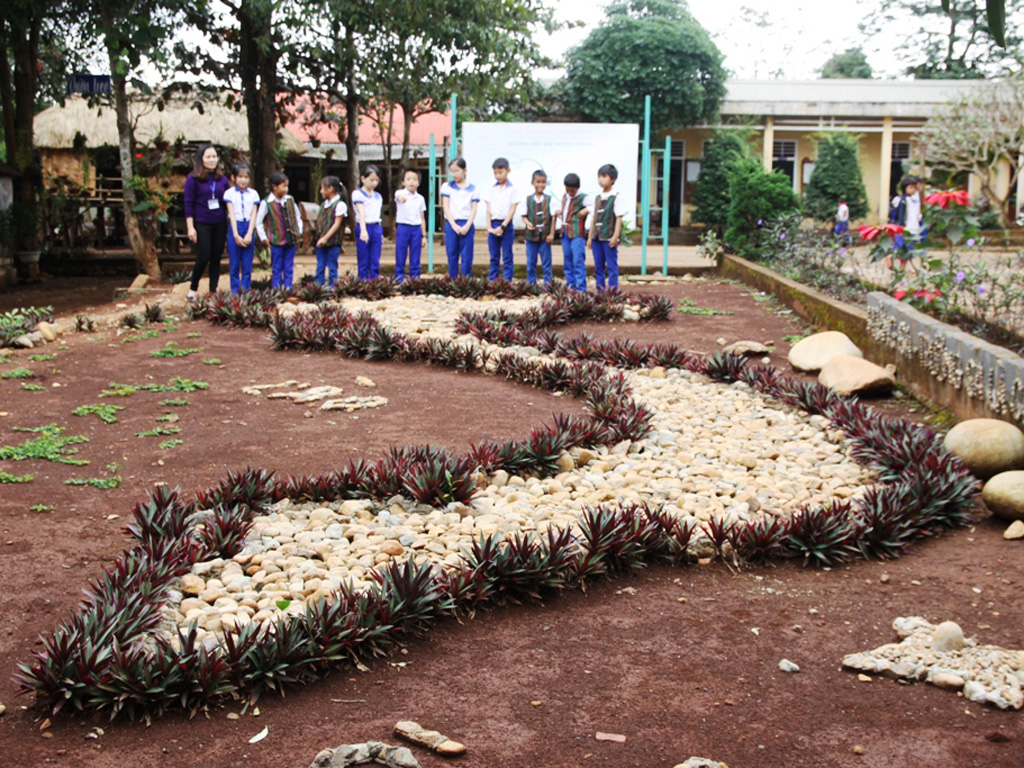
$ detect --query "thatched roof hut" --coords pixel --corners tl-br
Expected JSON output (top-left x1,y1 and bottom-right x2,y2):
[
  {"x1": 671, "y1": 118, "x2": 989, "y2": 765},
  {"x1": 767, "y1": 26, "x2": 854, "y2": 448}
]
[{"x1": 33, "y1": 95, "x2": 307, "y2": 155}]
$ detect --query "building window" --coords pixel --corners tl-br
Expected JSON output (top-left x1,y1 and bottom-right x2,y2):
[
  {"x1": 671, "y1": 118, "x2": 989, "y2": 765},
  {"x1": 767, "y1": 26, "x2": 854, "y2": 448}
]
[
  {"x1": 773, "y1": 140, "x2": 796, "y2": 159},
  {"x1": 892, "y1": 142, "x2": 911, "y2": 160},
  {"x1": 701, "y1": 140, "x2": 712, "y2": 157}
]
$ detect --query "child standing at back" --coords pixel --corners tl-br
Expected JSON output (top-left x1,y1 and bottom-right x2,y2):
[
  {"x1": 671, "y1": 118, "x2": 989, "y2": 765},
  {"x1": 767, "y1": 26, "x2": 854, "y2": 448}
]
[
  {"x1": 587, "y1": 163, "x2": 627, "y2": 290},
  {"x1": 314, "y1": 175, "x2": 347, "y2": 287},
  {"x1": 254, "y1": 171, "x2": 303, "y2": 290},
  {"x1": 352, "y1": 165, "x2": 384, "y2": 280},
  {"x1": 521, "y1": 169, "x2": 556, "y2": 286},
  {"x1": 393, "y1": 168, "x2": 427, "y2": 283},
  {"x1": 223, "y1": 163, "x2": 260, "y2": 292},
  {"x1": 484, "y1": 157, "x2": 518, "y2": 281},
  {"x1": 440, "y1": 157, "x2": 480, "y2": 277},
  {"x1": 558, "y1": 173, "x2": 589, "y2": 291}
]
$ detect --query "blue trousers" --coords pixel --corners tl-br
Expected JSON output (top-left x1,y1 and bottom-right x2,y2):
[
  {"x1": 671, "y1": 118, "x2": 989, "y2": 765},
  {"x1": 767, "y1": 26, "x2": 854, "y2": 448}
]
[
  {"x1": 592, "y1": 239, "x2": 619, "y2": 290},
  {"x1": 227, "y1": 219, "x2": 254, "y2": 292},
  {"x1": 395, "y1": 223, "x2": 422, "y2": 283},
  {"x1": 561, "y1": 236, "x2": 587, "y2": 291},
  {"x1": 525, "y1": 239, "x2": 553, "y2": 285},
  {"x1": 270, "y1": 243, "x2": 295, "y2": 290},
  {"x1": 445, "y1": 220, "x2": 474, "y2": 277},
  {"x1": 356, "y1": 222, "x2": 383, "y2": 280},
  {"x1": 315, "y1": 244, "x2": 340, "y2": 287},
  {"x1": 487, "y1": 220, "x2": 514, "y2": 280}
]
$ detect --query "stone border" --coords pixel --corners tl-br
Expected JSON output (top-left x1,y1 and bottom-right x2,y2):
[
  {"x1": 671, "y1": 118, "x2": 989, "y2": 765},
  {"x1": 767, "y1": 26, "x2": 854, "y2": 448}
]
[{"x1": 719, "y1": 253, "x2": 1024, "y2": 428}]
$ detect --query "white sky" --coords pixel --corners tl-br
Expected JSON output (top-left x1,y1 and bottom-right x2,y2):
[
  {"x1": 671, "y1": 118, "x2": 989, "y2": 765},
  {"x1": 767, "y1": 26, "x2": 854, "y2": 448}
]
[{"x1": 537, "y1": 0, "x2": 905, "y2": 80}]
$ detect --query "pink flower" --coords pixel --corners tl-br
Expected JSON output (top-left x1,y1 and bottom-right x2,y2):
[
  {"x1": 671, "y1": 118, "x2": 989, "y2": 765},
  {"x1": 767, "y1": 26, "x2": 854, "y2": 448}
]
[{"x1": 924, "y1": 189, "x2": 970, "y2": 208}]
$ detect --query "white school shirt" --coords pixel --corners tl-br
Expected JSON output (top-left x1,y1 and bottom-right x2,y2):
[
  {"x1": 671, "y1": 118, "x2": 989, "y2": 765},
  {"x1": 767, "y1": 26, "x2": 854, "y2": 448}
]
[
  {"x1": 836, "y1": 202, "x2": 849, "y2": 223},
  {"x1": 223, "y1": 186, "x2": 260, "y2": 222},
  {"x1": 904, "y1": 191, "x2": 922, "y2": 234},
  {"x1": 351, "y1": 188, "x2": 383, "y2": 224},
  {"x1": 254, "y1": 193, "x2": 303, "y2": 242},
  {"x1": 522, "y1": 192, "x2": 557, "y2": 218},
  {"x1": 484, "y1": 181, "x2": 518, "y2": 221},
  {"x1": 594, "y1": 190, "x2": 628, "y2": 219},
  {"x1": 394, "y1": 190, "x2": 426, "y2": 226},
  {"x1": 440, "y1": 180, "x2": 480, "y2": 221},
  {"x1": 322, "y1": 195, "x2": 348, "y2": 219}
]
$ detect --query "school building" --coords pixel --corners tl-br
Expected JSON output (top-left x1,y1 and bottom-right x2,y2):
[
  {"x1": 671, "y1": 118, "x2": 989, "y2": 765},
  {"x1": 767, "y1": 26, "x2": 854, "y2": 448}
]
[{"x1": 660, "y1": 78, "x2": 1009, "y2": 226}]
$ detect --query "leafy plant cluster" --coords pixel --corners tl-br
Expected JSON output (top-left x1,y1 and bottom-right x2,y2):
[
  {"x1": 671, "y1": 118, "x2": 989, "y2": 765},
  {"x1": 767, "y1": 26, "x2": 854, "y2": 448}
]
[
  {"x1": 72, "y1": 403, "x2": 125, "y2": 424},
  {"x1": 2, "y1": 366, "x2": 36, "y2": 379},
  {"x1": 0, "y1": 424, "x2": 89, "y2": 465},
  {"x1": 0, "y1": 306, "x2": 54, "y2": 348},
  {"x1": 13, "y1": 282, "x2": 980, "y2": 722},
  {"x1": 100, "y1": 377, "x2": 208, "y2": 398}
]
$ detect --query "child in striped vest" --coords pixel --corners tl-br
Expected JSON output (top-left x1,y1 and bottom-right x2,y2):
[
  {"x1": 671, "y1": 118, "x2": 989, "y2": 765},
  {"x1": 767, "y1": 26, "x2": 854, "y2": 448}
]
[
  {"x1": 587, "y1": 164, "x2": 627, "y2": 290},
  {"x1": 522, "y1": 169, "x2": 556, "y2": 285},
  {"x1": 314, "y1": 175, "x2": 348, "y2": 287},
  {"x1": 254, "y1": 172, "x2": 303, "y2": 290},
  {"x1": 559, "y1": 173, "x2": 590, "y2": 291}
]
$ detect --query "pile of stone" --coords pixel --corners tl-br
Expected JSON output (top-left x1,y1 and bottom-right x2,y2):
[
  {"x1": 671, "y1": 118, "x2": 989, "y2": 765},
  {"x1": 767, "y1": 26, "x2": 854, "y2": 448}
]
[
  {"x1": 842, "y1": 616, "x2": 1024, "y2": 710},
  {"x1": 6, "y1": 320, "x2": 58, "y2": 349},
  {"x1": 241, "y1": 380, "x2": 388, "y2": 413},
  {"x1": 787, "y1": 331, "x2": 896, "y2": 397}
]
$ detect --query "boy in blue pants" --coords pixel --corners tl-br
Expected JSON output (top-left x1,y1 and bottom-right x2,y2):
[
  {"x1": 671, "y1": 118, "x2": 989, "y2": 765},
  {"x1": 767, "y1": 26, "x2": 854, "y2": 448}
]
[
  {"x1": 393, "y1": 168, "x2": 427, "y2": 283},
  {"x1": 254, "y1": 172, "x2": 303, "y2": 290},
  {"x1": 484, "y1": 157, "x2": 518, "y2": 281},
  {"x1": 587, "y1": 163, "x2": 626, "y2": 290},
  {"x1": 313, "y1": 175, "x2": 347, "y2": 287},
  {"x1": 558, "y1": 173, "x2": 589, "y2": 291},
  {"x1": 522, "y1": 169, "x2": 556, "y2": 285}
]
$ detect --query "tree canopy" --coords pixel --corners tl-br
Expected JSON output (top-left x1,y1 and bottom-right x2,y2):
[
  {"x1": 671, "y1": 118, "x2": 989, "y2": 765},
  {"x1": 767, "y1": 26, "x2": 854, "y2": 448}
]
[
  {"x1": 819, "y1": 47, "x2": 873, "y2": 79},
  {"x1": 803, "y1": 133, "x2": 869, "y2": 223},
  {"x1": 563, "y1": 0, "x2": 725, "y2": 133},
  {"x1": 691, "y1": 131, "x2": 748, "y2": 235}
]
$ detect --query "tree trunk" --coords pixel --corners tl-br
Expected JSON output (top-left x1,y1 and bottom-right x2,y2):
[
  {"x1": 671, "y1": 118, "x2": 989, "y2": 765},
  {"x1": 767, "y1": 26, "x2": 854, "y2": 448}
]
[
  {"x1": 101, "y1": 9, "x2": 160, "y2": 280},
  {"x1": 5, "y1": 13, "x2": 42, "y2": 251},
  {"x1": 400, "y1": 99, "x2": 414, "y2": 168},
  {"x1": 239, "y1": 1, "x2": 279, "y2": 195}
]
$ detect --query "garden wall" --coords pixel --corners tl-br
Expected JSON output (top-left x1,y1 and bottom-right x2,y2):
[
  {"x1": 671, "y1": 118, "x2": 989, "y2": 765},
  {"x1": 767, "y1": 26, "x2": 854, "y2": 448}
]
[{"x1": 720, "y1": 253, "x2": 1024, "y2": 428}]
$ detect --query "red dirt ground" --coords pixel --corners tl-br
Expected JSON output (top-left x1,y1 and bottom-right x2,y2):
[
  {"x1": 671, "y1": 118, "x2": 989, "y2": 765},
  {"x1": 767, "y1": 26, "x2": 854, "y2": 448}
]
[{"x1": 0, "y1": 278, "x2": 1021, "y2": 768}]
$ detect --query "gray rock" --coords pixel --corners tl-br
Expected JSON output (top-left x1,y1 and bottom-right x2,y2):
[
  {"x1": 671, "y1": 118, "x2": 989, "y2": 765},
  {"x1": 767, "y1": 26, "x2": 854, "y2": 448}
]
[
  {"x1": 778, "y1": 658, "x2": 800, "y2": 673},
  {"x1": 724, "y1": 340, "x2": 770, "y2": 356},
  {"x1": 818, "y1": 355, "x2": 895, "y2": 396},
  {"x1": 673, "y1": 758, "x2": 729, "y2": 768},
  {"x1": 983, "y1": 471, "x2": 1024, "y2": 521},
  {"x1": 944, "y1": 419, "x2": 1024, "y2": 479},
  {"x1": 12, "y1": 334, "x2": 33, "y2": 348},
  {"x1": 787, "y1": 331, "x2": 862, "y2": 372},
  {"x1": 381, "y1": 746, "x2": 420, "y2": 768},
  {"x1": 325, "y1": 523, "x2": 346, "y2": 539}
]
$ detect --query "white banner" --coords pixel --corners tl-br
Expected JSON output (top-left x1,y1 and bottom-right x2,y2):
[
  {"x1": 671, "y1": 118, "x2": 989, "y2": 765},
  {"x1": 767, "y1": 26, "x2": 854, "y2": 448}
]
[{"x1": 460, "y1": 122, "x2": 639, "y2": 231}]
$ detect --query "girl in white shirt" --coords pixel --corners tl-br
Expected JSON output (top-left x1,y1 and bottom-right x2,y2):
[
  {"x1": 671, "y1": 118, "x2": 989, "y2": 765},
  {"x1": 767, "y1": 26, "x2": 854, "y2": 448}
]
[
  {"x1": 223, "y1": 163, "x2": 261, "y2": 292},
  {"x1": 440, "y1": 157, "x2": 480, "y2": 278},
  {"x1": 352, "y1": 164, "x2": 384, "y2": 280}
]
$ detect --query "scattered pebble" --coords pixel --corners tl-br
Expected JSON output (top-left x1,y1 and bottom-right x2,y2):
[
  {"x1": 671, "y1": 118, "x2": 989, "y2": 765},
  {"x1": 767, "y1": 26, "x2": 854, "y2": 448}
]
[{"x1": 778, "y1": 658, "x2": 800, "y2": 673}]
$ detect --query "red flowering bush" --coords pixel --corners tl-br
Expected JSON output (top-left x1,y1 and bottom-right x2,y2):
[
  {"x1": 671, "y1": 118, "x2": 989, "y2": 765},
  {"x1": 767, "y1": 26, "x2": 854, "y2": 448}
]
[{"x1": 923, "y1": 189, "x2": 970, "y2": 209}]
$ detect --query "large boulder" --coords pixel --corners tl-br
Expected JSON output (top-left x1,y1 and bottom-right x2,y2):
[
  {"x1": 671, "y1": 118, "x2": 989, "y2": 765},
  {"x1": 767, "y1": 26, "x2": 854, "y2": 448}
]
[
  {"x1": 818, "y1": 355, "x2": 895, "y2": 396},
  {"x1": 787, "y1": 331, "x2": 862, "y2": 372},
  {"x1": 982, "y1": 470, "x2": 1024, "y2": 521},
  {"x1": 944, "y1": 419, "x2": 1024, "y2": 479}
]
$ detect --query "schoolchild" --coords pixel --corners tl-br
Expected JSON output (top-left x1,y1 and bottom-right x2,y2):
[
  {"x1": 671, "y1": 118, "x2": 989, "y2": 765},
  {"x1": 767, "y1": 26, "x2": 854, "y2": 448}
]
[
  {"x1": 352, "y1": 165, "x2": 384, "y2": 280},
  {"x1": 314, "y1": 175, "x2": 348, "y2": 287},
  {"x1": 184, "y1": 143, "x2": 230, "y2": 301},
  {"x1": 558, "y1": 172, "x2": 590, "y2": 291},
  {"x1": 521, "y1": 169, "x2": 556, "y2": 286},
  {"x1": 440, "y1": 157, "x2": 480, "y2": 277},
  {"x1": 223, "y1": 163, "x2": 260, "y2": 293},
  {"x1": 484, "y1": 157, "x2": 518, "y2": 281},
  {"x1": 834, "y1": 200, "x2": 851, "y2": 247},
  {"x1": 393, "y1": 168, "x2": 427, "y2": 283},
  {"x1": 888, "y1": 176, "x2": 923, "y2": 270},
  {"x1": 587, "y1": 163, "x2": 627, "y2": 291},
  {"x1": 254, "y1": 171, "x2": 303, "y2": 290}
]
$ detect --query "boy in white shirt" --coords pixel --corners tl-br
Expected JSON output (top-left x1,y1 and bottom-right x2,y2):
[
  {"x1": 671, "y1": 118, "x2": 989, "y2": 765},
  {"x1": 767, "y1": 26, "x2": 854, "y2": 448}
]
[
  {"x1": 394, "y1": 168, "x2": 428, "y2": 283},
  {"x1": 521, "y1": 169, "x2": 556, "y2": 286},
  {"x1": 587, "y1": 163, "x2": 628, "y2": 290},
  {"x1": 484, "y1": 157, "x2": 518, "y2": 281}
]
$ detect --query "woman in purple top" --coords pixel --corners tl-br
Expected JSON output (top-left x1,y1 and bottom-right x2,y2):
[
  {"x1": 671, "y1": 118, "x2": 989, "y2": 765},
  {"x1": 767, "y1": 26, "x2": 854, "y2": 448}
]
[{"x1": 184, "y1": 143, "x2": 230, "y2": 300}]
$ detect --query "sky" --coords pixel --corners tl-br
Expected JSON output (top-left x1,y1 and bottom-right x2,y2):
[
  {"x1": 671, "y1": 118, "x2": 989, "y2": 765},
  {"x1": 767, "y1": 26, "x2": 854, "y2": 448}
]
[{"x1": 537, "y1": 0, "x2": 906, "y2": 80}]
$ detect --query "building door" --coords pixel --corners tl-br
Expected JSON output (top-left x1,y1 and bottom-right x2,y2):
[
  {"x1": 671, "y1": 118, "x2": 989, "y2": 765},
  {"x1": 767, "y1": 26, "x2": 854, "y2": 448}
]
[
  {"x1": 772, "y1": 140, "x2": 797, "y2": 190},
  {"x1": 657, "y1": 139, "x2": 685, "y2": 228}
]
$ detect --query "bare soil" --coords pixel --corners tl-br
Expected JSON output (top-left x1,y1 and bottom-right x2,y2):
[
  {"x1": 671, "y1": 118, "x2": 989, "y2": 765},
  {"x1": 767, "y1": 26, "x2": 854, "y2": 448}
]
[{"x1": 0, "y1": 278, "x2": 1020, "y2": 768}]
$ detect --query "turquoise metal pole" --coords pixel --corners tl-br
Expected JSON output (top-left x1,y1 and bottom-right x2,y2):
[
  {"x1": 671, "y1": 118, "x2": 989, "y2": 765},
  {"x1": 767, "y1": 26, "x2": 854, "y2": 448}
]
[
  {"x1": 663, "y1": 135, "x2": 671, "y2": 275},
  {"x1": 428, "y1": 134, "x2": 436, "y2": 274},
  {"x1": 449, "y1": 93, "x2": 458, "y2": 163},
  {"x1": 640, "y1": 95, "x2": 651, "y2": 275}
]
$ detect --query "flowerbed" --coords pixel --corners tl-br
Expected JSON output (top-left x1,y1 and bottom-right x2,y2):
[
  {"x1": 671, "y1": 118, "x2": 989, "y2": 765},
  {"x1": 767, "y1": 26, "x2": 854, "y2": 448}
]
[{"x1": 14, "y1": 277, "x2": 979, "y2": 723}]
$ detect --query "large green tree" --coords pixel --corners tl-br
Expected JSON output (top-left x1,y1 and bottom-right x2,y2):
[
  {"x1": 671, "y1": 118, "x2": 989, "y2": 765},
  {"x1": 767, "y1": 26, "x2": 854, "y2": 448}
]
[
  {"x1": 860, "y1": 0, "x2": 1024, "y2": 78},
  {"x1": 563, "y1": 0, "x2": 725, "y2": 133},
  {"x1": 724, "y1": 158, "x2": 798, "y2": 258},
  {"x1": 803, "y1": 133, "x2": 869, "y2": 223},
  {"x1": 691, "y1": 132, "x2": 748, "y2": 236},
  {"x1": 819, "y1": 47, "x2": 873, "y2": 78}
]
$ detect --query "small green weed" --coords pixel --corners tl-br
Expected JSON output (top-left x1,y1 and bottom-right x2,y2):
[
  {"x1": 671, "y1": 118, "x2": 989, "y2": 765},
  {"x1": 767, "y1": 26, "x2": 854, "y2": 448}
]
[
  {"x1": 136, "y1": 426, "x2": 181, "y2": 437},
  {"x1": 99, "y1": 383, "x2": 138, "y2": 397},
  {"x1": 30, "y1": 504, "x2": 53, "y2": 513},
  {"x1": 72, "y1": 403, "x2": 125, "y2": 424},
  {"x1": 27, "y1": 354, "x2": 55, "y2": 362},
  {"x1": 202, "y1": 358, "x2": 221, "y2": 365},
  {"x1": 158, "y1": 398, "x2": 190, "y2": 407},
  {"x1": 782, "y1": 334, "x2": 804, "y2": 344},
  {"x1": 159, "y1": 438, "x2": 184, "y2": 449},
  {"x1": 101, "y1": 377, "x2": 209, "y2": 397},
  {"x1": 156, "y1": 413, "x2": 178, "y2": 422},
  {"x1": 2, "y1": 367, "x2": 35, "y2": 379},
  {"x1": 186, "y1": 332, "x2": 201, "y2": 338},
  {"x1": 120, "y1": 330, "x2": 161, "y2": 344},
  {"x1": 1, "y1": 470, "x2": 34, "y2": 483},
  {"x1": 677, "y1": 298, "x2": 733, "y2": 316},
  {"x1": 752, "y1": 292, "x2": 776, "y2": 303},
  {"x1": 57, "y1": 345, "x2": 69, "y2": 350},
  {"x1": 66, "y1": 462, "x2": 122, "y2": 489},
  {"x1": 150, "y1": 341, "x2": 202, "y2": 359},
  {"x1": 21, "y1": 383, "x2": 46, "y2": 391},
  {"x1": 0, "y1": 424, "x2": 89, "y2": 465}
]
